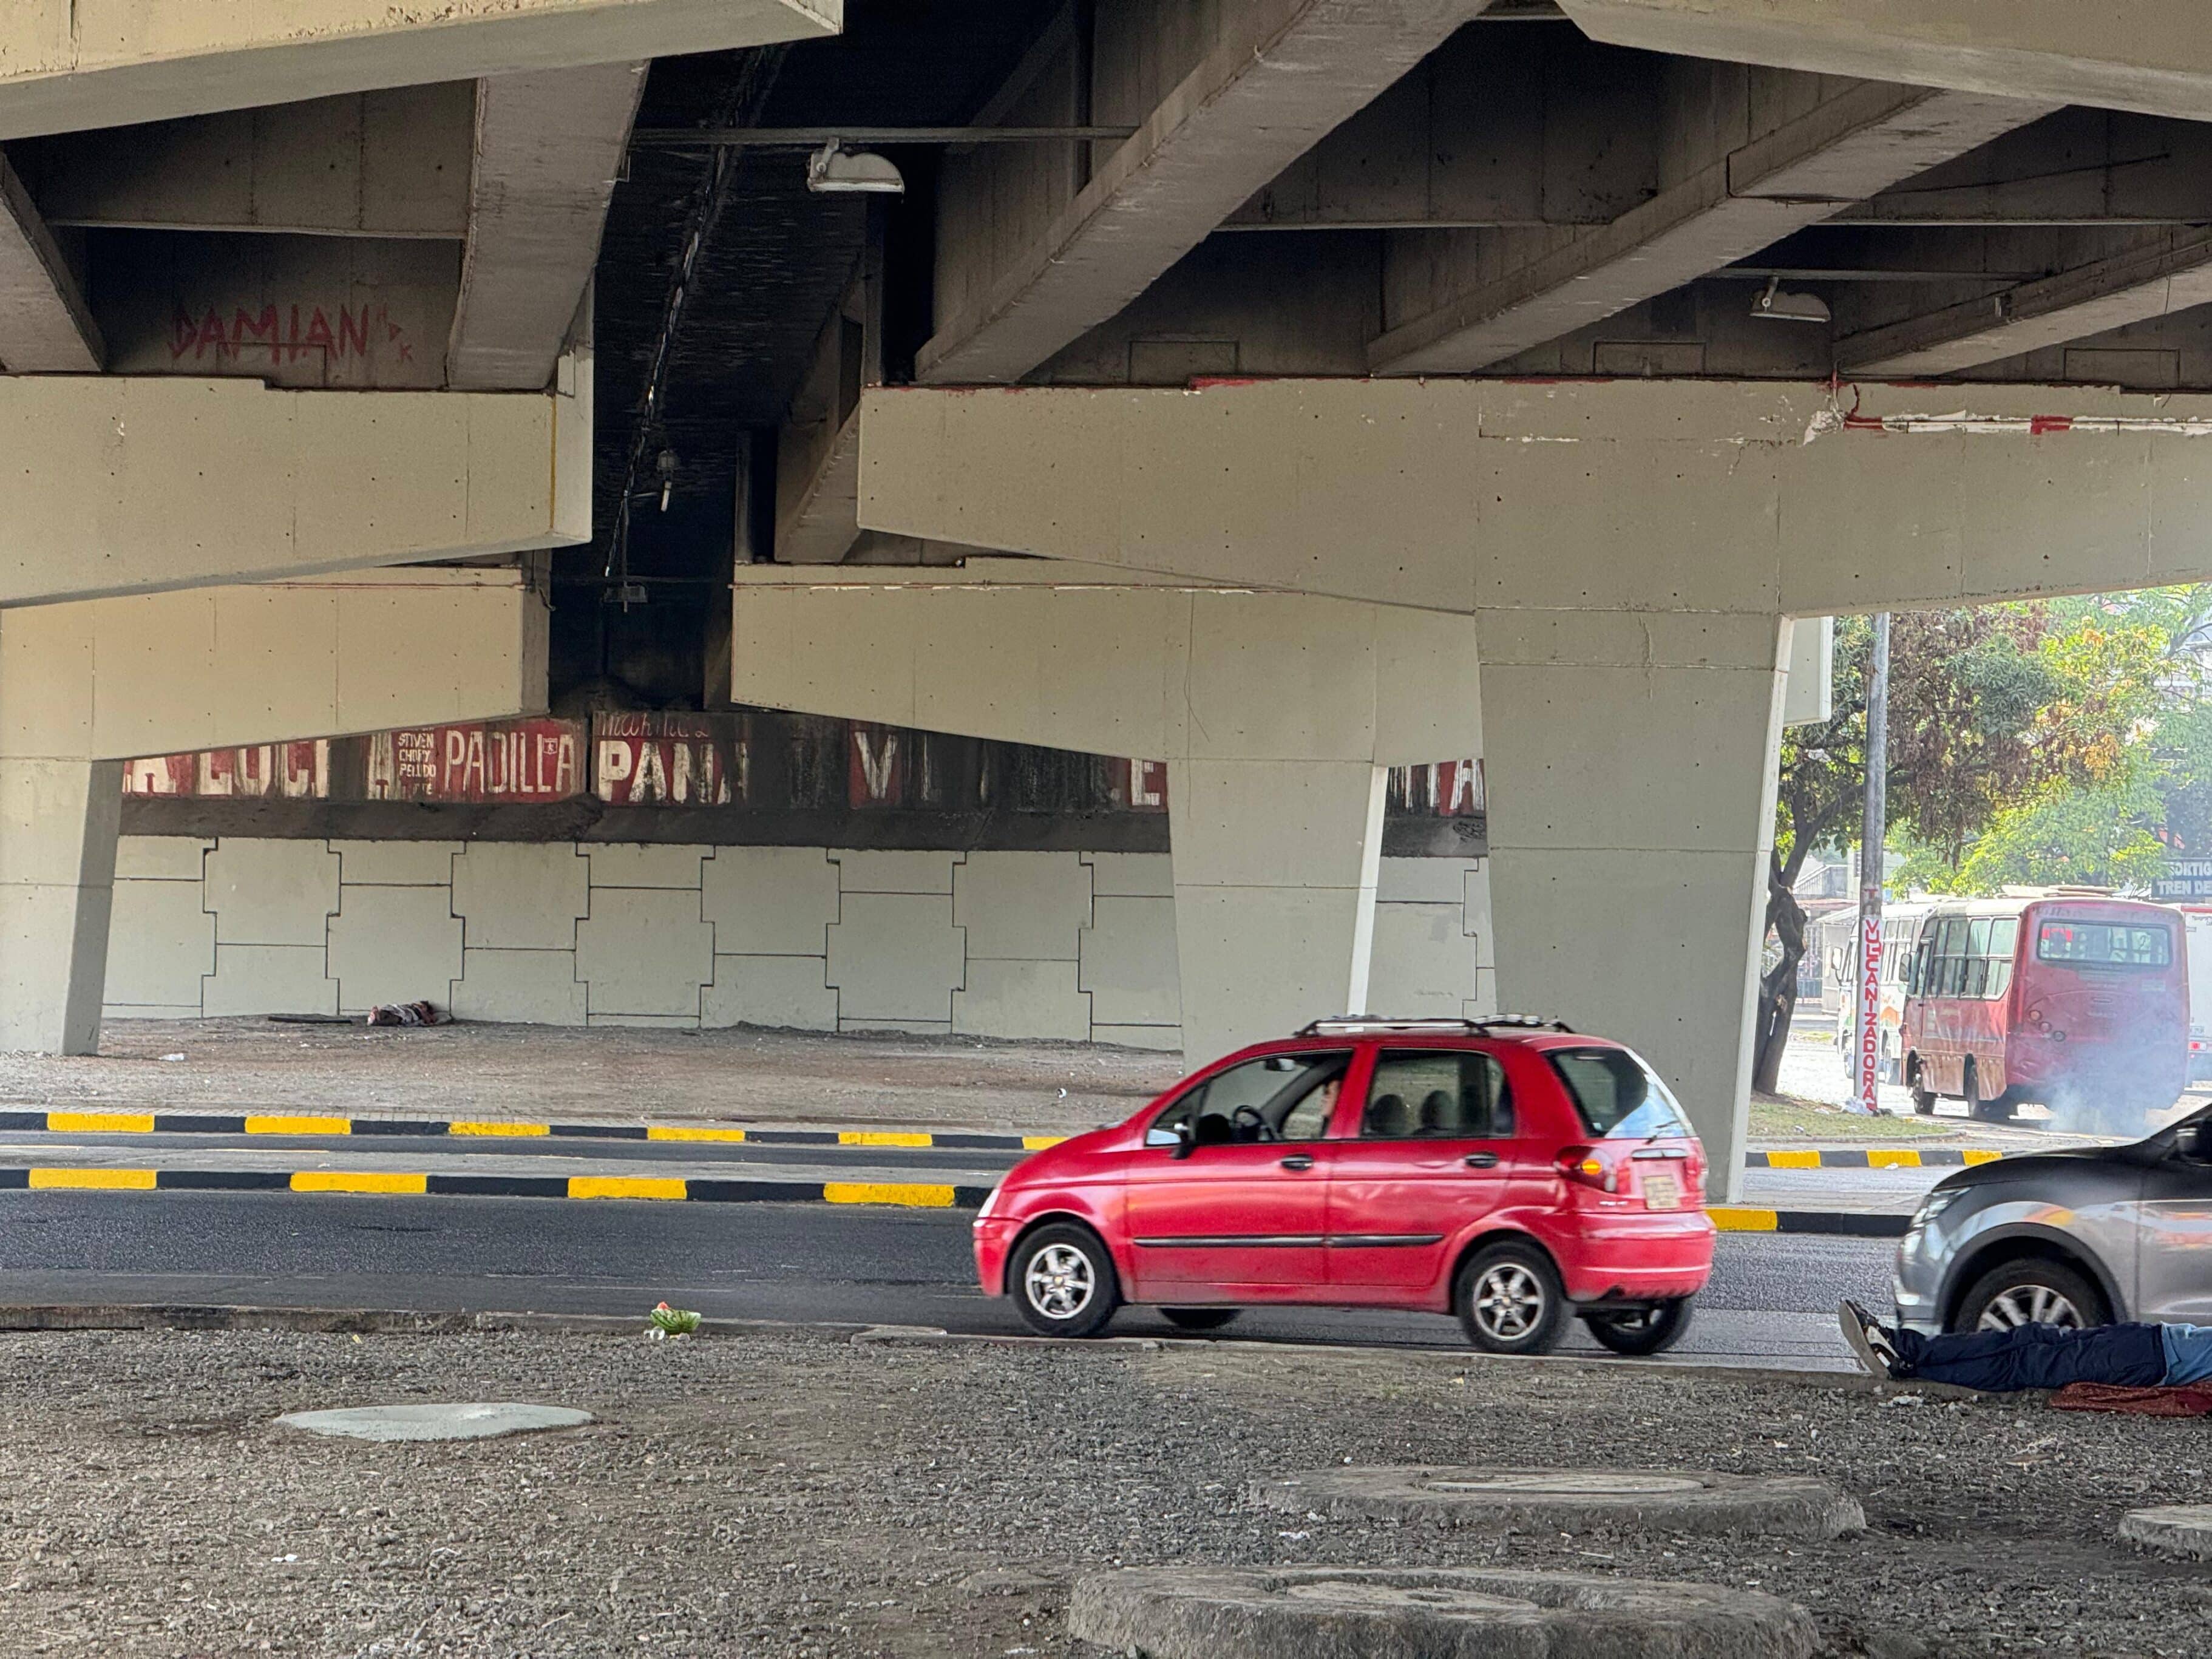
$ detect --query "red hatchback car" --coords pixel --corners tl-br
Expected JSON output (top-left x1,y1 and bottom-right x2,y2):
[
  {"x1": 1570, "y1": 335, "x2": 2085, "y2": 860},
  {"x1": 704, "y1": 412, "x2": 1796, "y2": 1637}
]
[{"x1": 973, "y1": 1017, "x2": 1714, "y2": 1354}]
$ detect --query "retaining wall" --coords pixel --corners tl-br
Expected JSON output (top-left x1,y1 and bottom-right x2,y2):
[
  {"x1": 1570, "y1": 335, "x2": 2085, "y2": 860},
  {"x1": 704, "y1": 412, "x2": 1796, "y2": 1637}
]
[{"x1": 104, "y1": 838, "x2": 1493, "y2": 1048}]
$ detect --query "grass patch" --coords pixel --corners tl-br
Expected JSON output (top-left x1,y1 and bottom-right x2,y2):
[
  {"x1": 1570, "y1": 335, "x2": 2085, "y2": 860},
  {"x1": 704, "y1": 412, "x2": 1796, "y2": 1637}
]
[{"x1": 1749, "y1": 1091, "x2": 1958, "y2": 1143}]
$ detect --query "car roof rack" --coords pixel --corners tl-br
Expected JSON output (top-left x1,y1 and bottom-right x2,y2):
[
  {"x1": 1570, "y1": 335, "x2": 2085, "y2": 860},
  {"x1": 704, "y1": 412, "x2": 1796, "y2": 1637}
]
[{"x1": 1295, "y1": 1014, "x2": 1575, "y2": 1037}]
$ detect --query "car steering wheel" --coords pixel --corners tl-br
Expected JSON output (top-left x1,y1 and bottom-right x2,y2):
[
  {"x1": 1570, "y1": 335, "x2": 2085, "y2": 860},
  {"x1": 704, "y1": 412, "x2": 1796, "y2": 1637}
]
[{"x1": 1230, "y1": 1104, "x2": 1278, "y2": 1143}]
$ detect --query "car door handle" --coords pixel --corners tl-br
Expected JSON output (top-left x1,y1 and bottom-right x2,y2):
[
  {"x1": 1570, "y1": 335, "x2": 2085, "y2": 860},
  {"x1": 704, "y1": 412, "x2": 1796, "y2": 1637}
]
[
  {"x1": 1280, "y1": 1154, "x2": 1315, "y2": 1172},
  {"x1": 1463, "y1": 1152, "x2": 1500, "y2": 1169}
]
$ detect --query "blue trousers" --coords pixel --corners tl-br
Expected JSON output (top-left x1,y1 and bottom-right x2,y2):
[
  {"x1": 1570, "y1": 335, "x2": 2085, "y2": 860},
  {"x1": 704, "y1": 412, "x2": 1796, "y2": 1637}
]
[{"x1": 1893, "y1": 1320, "x2": 2166, "y2": 1392}]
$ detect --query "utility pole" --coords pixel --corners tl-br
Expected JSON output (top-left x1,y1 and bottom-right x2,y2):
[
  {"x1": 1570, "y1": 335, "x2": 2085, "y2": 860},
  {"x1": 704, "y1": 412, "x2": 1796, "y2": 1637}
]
[{"x1": 1854, "y1": 613, "x2": 1891, "y2": 1114}]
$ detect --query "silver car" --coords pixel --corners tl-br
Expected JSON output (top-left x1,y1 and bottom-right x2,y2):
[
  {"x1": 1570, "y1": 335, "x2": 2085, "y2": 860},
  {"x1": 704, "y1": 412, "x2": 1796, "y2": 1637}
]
[{"x1": 1893, "y1": 1110, "x2": 2212, "y2": 1333}]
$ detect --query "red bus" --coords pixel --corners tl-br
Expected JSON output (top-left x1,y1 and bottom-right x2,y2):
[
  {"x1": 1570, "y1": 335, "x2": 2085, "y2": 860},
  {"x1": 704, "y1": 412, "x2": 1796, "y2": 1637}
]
[{"x1": 1901, "y1": 894, "x2": 2188, "y2": 1129}]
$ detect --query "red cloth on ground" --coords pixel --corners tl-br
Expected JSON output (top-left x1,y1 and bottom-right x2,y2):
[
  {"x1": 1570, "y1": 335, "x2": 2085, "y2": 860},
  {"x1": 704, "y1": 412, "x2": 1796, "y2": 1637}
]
[{"x1": 2050, "y1": 1381, "x2": 2212, "y2": 1416}]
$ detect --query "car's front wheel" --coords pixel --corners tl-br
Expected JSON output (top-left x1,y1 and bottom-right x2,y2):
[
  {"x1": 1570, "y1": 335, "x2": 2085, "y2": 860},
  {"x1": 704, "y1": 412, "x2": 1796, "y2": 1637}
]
[
  {"x1": 1455, "y1": 1241, "x2": 1567, "y2": 1355},
  {"x1": 1954, "y1": 1257, "x2": 2108, "y2": 1334},
  {"x1": 1581, "y1": 1297, "x2": 1695, "y2": 1356},
  {"x1": 1010, "y1": 1223, "x2": 1122, "y2": 1338}
]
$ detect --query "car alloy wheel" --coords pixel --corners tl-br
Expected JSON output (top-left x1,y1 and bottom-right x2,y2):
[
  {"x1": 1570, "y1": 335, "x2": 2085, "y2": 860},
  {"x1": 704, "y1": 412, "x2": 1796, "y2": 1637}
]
[
  {"x1": 1473, "y1": 1262, "x2": 1545, "y2": 1342},
  {"x1": 1008, "y1": 1221, "x2": 1123, "y2": 1338},
  {"x1": 1976, "y1": 1283, "x2": 2083, "y2": 1331},
  {"x1": 1456, "y1": 1241, "x2": 1567, "y2": 1354},
  {"x1": 1025, "y1": 1242, "x2": 1094, "y2": 1321}
]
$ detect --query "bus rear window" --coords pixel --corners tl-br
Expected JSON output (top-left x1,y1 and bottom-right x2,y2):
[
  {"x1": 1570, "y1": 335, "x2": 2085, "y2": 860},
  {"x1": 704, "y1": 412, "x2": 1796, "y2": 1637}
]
[
  {"x1": 2037, "y1": 921, "x2": 2172, "y2": 968},
  {"x1": 1548, "y1": 1048, "x2": 1692, "y2": 1139}
]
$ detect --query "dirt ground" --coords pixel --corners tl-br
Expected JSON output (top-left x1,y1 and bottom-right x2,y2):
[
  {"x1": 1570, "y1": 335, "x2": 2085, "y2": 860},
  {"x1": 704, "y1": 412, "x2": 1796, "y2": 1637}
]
[
  {"x1": 2, "y1": 1326, "x2": 2210, "y2": 1658},
  {"x1": 0, "y1": 1021, "x2": 1184, "y2": 1136}
]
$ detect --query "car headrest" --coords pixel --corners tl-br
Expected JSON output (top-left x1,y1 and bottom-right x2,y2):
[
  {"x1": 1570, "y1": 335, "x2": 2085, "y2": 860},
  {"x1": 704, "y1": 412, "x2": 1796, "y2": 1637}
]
[
  {"x1": 1191, "y1": 1111, "x2": 1235, "y2": 1147},
  {"x1": 1365, "y1": 1093, "x2": 1411, "y2": 1138},
  {"x1": 1419, "y1": 1090, "x2": 1456, "y2": 1134}
]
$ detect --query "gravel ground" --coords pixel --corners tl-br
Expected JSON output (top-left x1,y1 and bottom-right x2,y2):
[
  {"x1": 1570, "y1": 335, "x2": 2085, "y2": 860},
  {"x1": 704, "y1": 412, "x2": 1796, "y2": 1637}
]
[
  {"x1": 0, "y1": 1021, "x2": 1182, "y2": 1135},
  {"x1": 2, "y1": 1327, "x2": 2210, "y2": 1657}
]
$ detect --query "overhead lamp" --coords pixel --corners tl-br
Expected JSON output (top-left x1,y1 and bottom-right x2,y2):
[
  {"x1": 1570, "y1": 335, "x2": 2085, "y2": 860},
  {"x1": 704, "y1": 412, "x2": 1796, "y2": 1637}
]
[
  {"x1": 806, "y1": 140, "x2": 904, "y2": 195},
  {"x1": 1752, "y1": 276, "x2": 1831, "y2": 324}
]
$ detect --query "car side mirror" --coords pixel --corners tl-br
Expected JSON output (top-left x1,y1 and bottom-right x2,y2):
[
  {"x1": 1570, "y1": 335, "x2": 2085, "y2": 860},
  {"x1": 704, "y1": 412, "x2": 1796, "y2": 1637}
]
[
  {"x1": 2180, "y1": 1122, "x2": 2212, "y2": 1164},
  {"x1": 1169, "y1": 1118, "x2": 1196, "y2": 1160}
]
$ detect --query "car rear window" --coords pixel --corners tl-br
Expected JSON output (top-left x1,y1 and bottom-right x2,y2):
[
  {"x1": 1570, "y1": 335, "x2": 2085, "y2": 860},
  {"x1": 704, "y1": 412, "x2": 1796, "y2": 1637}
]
[
  {"x1": 2037, "y1": 920, "x2": 2172, "y2": 968},
  {"x1": 1548, "y1": 1048, "x2": 1692, "y2": 1139},
  {"x1": 1363, "y1": 1049, "x2": 1514, "y2": 1139}
]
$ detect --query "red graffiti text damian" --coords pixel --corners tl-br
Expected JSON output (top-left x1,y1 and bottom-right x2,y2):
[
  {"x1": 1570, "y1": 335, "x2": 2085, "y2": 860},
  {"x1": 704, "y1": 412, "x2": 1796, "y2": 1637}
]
[{"x1": 168, "y1": 303, "x2": 412, "y2": 366}]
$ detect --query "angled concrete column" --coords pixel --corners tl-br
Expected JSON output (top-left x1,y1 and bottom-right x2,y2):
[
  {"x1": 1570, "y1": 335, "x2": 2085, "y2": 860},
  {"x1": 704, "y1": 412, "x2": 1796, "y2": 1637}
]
[
  {"x1": 0, "y1": 757, "x2": 121, "y2": 1053},
  {"x1": 0, "y1": 568, "x2": 547, "y2": 1053},
  {"x1": 1477, "y1": 610, "x2": 1788, "y2": 1198},
  {"x1": 728, "y1": 562, "x2": 1481, "y2": 1065}
]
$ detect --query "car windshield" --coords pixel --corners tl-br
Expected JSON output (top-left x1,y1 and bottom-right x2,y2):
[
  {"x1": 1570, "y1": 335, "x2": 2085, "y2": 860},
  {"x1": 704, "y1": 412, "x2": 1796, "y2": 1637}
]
[{"x1": 1548, "y1": 1047, "x2": 1692, "y2": 1139}]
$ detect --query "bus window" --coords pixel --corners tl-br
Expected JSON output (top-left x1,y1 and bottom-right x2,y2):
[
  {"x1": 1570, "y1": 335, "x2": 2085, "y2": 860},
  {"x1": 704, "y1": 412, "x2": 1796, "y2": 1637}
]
[
  {"x1": 1989, "y1": 917, "x2": 2020, "y2": 997},
  {"x1": 2037, "y1": 920, "x2": 2173, "y2": 968},
  {"x1": 1938, "y1": 917, "x2": 1970, "y2": 997},
  {"x1": 1964, "y1": 918, "x2": 1992, "y2": 997}
]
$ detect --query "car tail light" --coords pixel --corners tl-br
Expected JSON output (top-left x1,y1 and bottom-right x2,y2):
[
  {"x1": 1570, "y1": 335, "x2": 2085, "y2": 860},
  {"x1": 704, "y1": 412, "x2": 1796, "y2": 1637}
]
[{"x1": 1556, "y1": 1144, "x2": 1611, "y2": 1192}]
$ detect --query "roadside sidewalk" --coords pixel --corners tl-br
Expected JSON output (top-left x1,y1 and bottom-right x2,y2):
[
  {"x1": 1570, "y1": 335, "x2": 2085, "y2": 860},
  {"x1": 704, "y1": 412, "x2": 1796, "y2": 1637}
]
[{"x1": 0, "y1": 1019, "x2": 1178, "y2": 1137}]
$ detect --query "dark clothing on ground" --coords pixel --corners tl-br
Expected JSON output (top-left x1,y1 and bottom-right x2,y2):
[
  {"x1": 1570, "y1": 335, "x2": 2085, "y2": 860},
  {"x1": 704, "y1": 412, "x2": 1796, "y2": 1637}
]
[{"x1": 1895, "y1": 1320, "x2": 2168, "y2": 1393}]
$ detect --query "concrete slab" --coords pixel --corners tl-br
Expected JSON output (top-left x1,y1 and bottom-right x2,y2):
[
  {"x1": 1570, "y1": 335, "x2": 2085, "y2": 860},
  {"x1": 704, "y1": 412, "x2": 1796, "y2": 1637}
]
[
  {"x1": 1069, "y1": 1567, "x2": 1819, "y2": 1659},
  {"x1": 274, "y1": 1402, "x2": 592, "y2": 1442},
  {"x1": 1247, "y1": 1465, "x2": 1864, "y2": 1541},
  {"x1": 2120, "y1": 1505, "x2": 2212, "y2": 1559}
]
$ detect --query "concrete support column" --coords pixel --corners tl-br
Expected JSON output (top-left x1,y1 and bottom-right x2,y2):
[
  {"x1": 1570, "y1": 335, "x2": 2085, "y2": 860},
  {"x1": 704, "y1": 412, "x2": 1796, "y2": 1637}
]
[
  {"x1": 1169, "y1": 757, "x2": 1386, "y2": 1067},
  {"x1": 1478, "y1": 611, "x2": 1790, "y2": 1201},
  {"x1": 0, "y1": 757, "x2": 123, "y2": 1054}
]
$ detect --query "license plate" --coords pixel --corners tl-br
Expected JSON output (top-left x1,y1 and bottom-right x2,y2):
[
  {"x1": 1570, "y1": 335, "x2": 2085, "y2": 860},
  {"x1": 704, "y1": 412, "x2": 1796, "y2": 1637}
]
[{"x1": 1642, "y1": 1173, "x2": 1681, "y2": 1211}]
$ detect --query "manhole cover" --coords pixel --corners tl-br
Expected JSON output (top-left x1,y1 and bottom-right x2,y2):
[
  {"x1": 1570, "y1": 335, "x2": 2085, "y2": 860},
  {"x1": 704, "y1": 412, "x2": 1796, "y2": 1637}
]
[
  {"x1": 274, "y1": 1403, "x2": 594, "y2": 1442},
  {"x1": 2121, "y1": 1505, "x2": 2212, "y2": 1559},
  {"x1": 1427, "y1": 1473, "x2": 1706, "y2": 1496},
  {"x1": 1071, "y1": 1567, "x2": 1817, "y2": 1659},
  {"x1": 1248, "y1": 1465, "x2": 1862, "y2": 1541}
]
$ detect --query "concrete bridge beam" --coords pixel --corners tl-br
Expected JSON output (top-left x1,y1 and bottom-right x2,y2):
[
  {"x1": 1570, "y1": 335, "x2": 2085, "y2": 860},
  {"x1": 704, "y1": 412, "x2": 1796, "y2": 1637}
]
[
  {"x1": 0, "y1": 0, "x2": 836, "y2": 141},
  {"x1": 0, "y1": 567, "x2": 548, "y2": 1054},
  {"x1": 728, "y1": 561, "x2": 1482, "y2": 1066}
]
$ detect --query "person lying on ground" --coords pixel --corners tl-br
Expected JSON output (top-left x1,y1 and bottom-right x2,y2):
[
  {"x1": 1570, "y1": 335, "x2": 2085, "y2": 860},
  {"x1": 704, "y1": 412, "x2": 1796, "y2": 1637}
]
[{"x1": 1838, "y1": 1298, "x2": 2212, "y2": 1393}]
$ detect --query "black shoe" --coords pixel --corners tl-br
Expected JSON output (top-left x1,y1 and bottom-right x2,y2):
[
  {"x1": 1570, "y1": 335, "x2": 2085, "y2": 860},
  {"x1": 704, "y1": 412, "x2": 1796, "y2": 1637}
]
[{"x1": 1838, "y1": 1297, "x2": 1903, "y2": 1380}]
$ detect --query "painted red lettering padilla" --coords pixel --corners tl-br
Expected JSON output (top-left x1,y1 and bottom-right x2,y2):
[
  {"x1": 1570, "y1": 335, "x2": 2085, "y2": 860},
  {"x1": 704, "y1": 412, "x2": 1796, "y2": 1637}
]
[
  {"x1": 367, "y1": 719, "x2": 583, "y2": 802},
  {"x1": 592, "y1": 713, "x2": 745, "y2": 807}
]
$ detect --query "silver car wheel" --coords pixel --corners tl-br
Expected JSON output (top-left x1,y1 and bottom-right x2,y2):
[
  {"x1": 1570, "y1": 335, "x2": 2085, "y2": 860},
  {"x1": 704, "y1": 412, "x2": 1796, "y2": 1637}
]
[
  {"x1": 1023, "y1": 1241, "x2": 1096, "y2": 1321},
  {"x1": 1976, "y1": 1283, "x2": 2084, "y2": 1331},
  {"x1": 1472, "y1": 1263, "x2": 1545, "y2": 1341}
]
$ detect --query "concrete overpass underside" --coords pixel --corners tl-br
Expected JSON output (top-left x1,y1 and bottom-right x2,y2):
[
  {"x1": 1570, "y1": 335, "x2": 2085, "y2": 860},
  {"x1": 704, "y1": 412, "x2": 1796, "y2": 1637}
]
[{"x1": 14, "y1": 0, "x2": 2212, "y2": 1195}]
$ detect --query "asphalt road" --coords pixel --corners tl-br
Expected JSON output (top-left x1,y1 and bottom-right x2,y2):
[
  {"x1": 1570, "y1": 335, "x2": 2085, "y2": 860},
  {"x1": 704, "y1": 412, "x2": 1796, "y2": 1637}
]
[{"x1": 0, "y1": 1189, "x2": 1891, "y2": 1370}]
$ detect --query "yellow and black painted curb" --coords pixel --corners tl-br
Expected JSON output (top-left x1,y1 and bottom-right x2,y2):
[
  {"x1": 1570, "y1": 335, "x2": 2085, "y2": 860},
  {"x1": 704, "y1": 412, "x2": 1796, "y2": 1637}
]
[
  {"x1": 0, "y1": 1165, "x2": 1910, "y2": 1235},
  {"x1": 1745, "y1": 1147, "x2": 2004, "y2": 1169},
  {"x1": 0, "y1": 1167, "x2": 991, "y2": 1209},
  {"x1": 1706, "y1": 1206, "x2": 1908, "y2": 1237},
  {"x1": 0, "y1": 1110, "x2": 1062, "y2": 1153}
]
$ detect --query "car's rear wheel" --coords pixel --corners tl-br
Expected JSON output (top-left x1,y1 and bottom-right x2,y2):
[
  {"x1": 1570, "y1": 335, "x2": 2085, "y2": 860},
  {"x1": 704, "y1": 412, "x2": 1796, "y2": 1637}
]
[
  {"x1": 1581, "y1": 1297, "x2": 1695, "y2": 1357},
  {"x1": 1010, "y1": 1223, "x2": 1121, "y2": 1338},
  {"x1": 1455, "y1": 1241, "x2": 1567, "y2": 1355},
  {"x1": 1954, "y1": 1257, "x2": 2108, "y2": 1334},
  {"x1": 1161, "y1": 1308, "x2": 1238, "y2": 1332}
]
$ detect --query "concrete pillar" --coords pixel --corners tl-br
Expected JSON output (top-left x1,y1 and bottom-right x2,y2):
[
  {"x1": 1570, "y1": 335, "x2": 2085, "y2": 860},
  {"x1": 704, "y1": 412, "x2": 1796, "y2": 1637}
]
[
  {"x1": 0, "y1": 758, "x2": 122, "y2": 1054},
  {"x1": 1169, "y1": 757, "x2": 1386, "y2": 1066},
  {"x1": 1478, "y1": 611, "x2": 1789, "y2": 1199}
]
